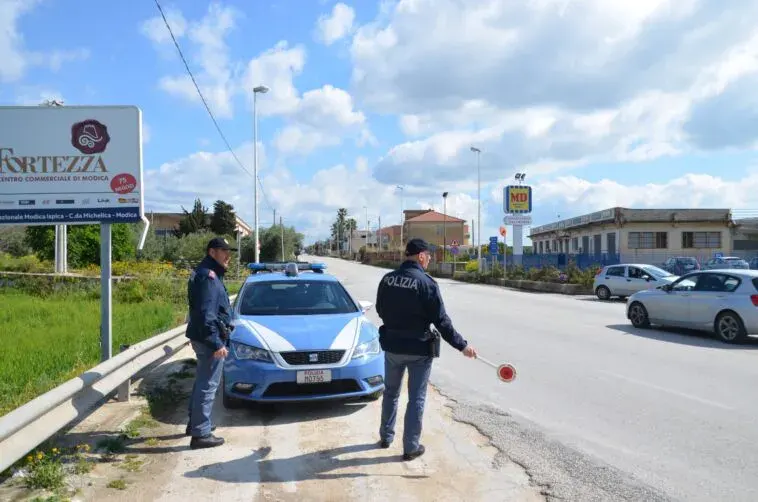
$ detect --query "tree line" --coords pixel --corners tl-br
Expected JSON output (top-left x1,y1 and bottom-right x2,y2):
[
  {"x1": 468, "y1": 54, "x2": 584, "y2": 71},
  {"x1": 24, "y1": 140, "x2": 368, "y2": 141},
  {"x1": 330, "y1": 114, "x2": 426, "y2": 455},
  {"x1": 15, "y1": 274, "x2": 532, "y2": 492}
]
[{"x1": 306, "y1": 207, "x2": 359, "y2": 255}]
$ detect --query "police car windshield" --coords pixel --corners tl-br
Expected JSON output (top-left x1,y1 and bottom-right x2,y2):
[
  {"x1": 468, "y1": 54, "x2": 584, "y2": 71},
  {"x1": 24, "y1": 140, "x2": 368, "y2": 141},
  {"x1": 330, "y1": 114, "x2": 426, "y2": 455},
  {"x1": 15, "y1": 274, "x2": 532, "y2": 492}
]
[{"x1": 238, "y1": 280, "x2": 359, "y2": 316}]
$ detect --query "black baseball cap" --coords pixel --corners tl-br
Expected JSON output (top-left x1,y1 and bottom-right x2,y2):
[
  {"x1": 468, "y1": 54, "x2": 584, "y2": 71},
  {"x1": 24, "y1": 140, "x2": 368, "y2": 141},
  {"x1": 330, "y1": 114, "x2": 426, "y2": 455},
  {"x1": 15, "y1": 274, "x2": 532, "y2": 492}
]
[
  {"x1": 207, "y1": 237, "x2": 237, "y2": 252},
  {"x1": 405, "y1": 238, "x2": 430, "y2": 256}
]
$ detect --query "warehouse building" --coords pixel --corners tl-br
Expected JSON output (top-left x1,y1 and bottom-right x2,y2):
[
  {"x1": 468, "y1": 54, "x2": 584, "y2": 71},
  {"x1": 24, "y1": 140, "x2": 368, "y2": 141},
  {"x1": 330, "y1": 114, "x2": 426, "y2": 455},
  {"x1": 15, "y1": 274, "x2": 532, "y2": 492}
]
[{"x1": 528, "y1": 207, "x2": 734, "y2": 264}]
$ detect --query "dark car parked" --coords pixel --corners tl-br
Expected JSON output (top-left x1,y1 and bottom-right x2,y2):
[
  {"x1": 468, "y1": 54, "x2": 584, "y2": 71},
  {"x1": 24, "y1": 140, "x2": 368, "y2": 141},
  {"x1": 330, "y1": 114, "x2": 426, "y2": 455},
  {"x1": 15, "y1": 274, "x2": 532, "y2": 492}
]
[{"x1": 661, "y1": 256, "x2": 700, "y2": 275}]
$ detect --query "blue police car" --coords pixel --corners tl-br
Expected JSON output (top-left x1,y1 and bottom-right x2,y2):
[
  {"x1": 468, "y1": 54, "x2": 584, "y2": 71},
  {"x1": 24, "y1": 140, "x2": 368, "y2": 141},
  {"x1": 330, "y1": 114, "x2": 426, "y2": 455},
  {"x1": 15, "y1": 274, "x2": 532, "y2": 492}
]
[{"x1": 222, "y1": 261, "x2": 385, "y2": 408}]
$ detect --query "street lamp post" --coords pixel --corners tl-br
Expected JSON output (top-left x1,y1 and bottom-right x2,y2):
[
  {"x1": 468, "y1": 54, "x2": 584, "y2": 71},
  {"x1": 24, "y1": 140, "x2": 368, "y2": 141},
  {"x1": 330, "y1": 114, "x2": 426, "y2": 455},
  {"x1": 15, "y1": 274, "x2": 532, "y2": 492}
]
[
  {"x1": 470, "y1": 146, "x2": 482, "y2": 273},
  {"x1": 442, "y1": 191, "x2": 448, "y2": 260},
  {"x1": 363, "y1": 206, "x2": 369, "y2": 250},
  {"x1": 253, "y1": 84, "x2": 269, "y2": 263},
  {"x1": 396, "y1": 185, "x2": 404, "y2": 248}
]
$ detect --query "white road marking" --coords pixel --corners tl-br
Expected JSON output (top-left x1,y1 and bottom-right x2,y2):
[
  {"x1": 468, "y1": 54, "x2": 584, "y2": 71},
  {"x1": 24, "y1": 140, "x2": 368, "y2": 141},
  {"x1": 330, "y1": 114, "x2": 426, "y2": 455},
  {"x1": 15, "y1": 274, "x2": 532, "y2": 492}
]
[{"x1": 599, "y1": 370, "x2": 735, "y2": 411}]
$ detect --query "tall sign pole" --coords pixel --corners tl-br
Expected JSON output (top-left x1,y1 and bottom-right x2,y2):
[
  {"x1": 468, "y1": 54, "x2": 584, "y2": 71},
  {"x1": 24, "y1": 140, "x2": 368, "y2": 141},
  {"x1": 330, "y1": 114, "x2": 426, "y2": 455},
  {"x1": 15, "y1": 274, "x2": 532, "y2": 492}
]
[{"x1": 503, "y1": 174, "x2": 532, "y2": 267}]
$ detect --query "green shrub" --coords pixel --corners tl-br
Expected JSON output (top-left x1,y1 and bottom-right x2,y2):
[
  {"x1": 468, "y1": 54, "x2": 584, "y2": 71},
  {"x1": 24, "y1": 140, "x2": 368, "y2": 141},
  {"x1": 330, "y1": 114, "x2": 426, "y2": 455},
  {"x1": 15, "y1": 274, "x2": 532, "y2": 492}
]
[
  {"x1": 0, "y1": 252, "x2": 52, "y2": 273},
  {"x1": 464, "y1": 260, "x2": 479, "y2": 273},
  {"x1": 506, "y1": 265, "x2": 527, "y2": 280},
  {"x1": 526, "y1": 265, "x2": 561, "y2": 282}
]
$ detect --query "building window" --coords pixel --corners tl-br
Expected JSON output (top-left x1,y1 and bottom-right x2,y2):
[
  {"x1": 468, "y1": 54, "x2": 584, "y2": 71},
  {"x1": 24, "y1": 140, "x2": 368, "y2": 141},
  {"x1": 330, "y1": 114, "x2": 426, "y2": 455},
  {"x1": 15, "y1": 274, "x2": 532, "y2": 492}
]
[
  {"x1": 572, "y1": 237, "x2": 578, "y2": 252},
  {"x1": 628, "y1": 231, "x2": 668, "y2": 249},
  {"x1": 682, "y1": 231, "x2": 721, "y2": 249}
]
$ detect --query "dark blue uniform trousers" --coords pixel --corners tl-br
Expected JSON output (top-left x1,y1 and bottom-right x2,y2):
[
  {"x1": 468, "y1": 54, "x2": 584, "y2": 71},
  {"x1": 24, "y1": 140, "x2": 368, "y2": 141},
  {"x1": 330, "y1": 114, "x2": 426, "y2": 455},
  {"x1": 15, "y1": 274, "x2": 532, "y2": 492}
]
[
  {"x1": 187, "y1": 341, "x2": 224, "y2": 437},
  {"x1": 380, "y1": 351, "x2": 434, "y2": 453}
]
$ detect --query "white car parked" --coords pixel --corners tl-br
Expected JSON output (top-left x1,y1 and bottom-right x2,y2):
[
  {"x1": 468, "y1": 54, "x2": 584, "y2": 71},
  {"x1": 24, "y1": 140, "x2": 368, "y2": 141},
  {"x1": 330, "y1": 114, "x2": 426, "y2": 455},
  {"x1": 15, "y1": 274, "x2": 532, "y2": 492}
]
[
  {"x1": 593, "y1": 264, "x2": 679, "y2": 300},
  {"x1": 626, "y1": 270, "x2": 758, "y2": 343}
]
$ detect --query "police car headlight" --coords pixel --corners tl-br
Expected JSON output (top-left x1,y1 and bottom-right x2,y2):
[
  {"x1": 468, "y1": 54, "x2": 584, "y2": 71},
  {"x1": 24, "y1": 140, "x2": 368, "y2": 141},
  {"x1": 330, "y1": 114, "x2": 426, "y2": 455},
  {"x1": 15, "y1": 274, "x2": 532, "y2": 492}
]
[
  {"x1": 352, "y1": 337, "x2": 381, "y2": 360},
  {"x1": 232, "y1": 342, "x2": 274, "y2": 363}
]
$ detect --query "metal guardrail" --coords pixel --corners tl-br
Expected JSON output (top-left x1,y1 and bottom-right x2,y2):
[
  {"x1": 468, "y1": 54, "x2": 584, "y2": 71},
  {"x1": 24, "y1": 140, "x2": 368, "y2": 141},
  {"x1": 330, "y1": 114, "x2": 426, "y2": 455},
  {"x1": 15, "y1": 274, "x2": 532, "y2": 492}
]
[{"x1": 0, "y1": 295, "x2": 236, "y2": 474}]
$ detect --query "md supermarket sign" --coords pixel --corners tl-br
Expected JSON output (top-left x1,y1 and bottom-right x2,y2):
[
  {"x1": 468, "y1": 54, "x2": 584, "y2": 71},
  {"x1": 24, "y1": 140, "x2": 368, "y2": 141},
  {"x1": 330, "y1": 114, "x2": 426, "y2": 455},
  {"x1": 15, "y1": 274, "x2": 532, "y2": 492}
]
[
  {"x1": 0, "y1": 105, "x2": 143, "y2": 225},
  {"x1": 504, "y1": 185, "x2": 532, "y2": 214}
]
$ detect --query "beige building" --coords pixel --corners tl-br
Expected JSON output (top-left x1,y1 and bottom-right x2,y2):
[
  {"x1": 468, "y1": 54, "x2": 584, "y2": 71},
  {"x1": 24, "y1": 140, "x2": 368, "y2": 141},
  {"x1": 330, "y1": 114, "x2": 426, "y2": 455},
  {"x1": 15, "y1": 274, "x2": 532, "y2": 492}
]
[
  {"x1": 402, "y1": 209, "x2": 470, "y2": 248},
  {"x1": 528, "y1": 208, "x2": 735, "y2": 263},
  {"x1": 147, "y1": 211, "x2": 252, "y2": 237}
]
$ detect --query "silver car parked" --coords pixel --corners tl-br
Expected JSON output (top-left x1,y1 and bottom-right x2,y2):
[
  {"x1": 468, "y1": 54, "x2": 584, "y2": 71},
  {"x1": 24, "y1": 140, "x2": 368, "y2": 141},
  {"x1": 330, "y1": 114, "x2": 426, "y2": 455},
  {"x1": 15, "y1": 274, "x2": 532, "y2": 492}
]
[
  {"x1": 593, "y1": 264, "x2": 679, "y2": 300},
  {"x1": 626, "y1": 270, "x2": 758, "y2": 343},
  {"x1": 702, "y1": 256, "x2": 749, "y2": 270}
]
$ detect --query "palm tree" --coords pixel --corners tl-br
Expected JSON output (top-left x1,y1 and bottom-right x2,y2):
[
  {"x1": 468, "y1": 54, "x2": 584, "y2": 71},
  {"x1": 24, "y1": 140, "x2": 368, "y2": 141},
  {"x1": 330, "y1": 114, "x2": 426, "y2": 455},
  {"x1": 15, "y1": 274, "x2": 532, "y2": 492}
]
[
  {"x1": 346, "y1": 218, "x2": 357, "y2": 254},
  {"x1": 335, "y1": 208, "x2": 348, "y2": 255}
]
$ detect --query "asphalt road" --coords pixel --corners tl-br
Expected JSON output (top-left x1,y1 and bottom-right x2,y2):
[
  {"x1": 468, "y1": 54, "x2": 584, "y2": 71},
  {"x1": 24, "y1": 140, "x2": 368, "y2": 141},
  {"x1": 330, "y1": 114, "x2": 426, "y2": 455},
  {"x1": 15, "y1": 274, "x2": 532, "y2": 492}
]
[{"x1": 314, "y1": 256, "x2": 758, "y2": 502}]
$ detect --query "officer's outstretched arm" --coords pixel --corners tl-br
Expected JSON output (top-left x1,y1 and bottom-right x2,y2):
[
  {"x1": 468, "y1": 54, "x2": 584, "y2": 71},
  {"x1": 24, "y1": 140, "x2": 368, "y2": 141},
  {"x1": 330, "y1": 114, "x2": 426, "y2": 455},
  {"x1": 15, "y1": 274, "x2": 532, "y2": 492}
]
[
  {"x1": 426, "y1": 283, "x2": 468, "y2": 351},
  {"x1": 197, "y1": 276, "x2": 225, "y2": 351}
]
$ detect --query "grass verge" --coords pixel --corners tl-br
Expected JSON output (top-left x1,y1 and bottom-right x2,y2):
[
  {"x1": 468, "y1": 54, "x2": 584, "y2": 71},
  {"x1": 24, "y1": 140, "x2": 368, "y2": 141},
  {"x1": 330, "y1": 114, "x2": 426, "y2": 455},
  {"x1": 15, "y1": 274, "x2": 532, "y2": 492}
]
[{"x1": 0, "y1": 276, "x2": 241, "y2": 416}]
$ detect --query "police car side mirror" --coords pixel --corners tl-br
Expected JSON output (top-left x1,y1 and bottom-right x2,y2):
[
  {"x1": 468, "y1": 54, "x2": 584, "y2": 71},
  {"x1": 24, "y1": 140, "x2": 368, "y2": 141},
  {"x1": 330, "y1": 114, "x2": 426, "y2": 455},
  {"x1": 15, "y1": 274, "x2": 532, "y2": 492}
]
[{"x1": 359, "y1": 300, "x2": 373, "y2": 312}]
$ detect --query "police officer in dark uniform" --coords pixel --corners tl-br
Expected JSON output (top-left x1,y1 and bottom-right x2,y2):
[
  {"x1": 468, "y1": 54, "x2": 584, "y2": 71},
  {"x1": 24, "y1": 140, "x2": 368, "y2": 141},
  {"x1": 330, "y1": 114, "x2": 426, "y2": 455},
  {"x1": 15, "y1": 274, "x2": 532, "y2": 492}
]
[
  {"x1": 185, "y1": 237, "x2": 236, "y2": 449},
  {"x1": 375, "y1": 238, "x2": 477, "y2": 460}
]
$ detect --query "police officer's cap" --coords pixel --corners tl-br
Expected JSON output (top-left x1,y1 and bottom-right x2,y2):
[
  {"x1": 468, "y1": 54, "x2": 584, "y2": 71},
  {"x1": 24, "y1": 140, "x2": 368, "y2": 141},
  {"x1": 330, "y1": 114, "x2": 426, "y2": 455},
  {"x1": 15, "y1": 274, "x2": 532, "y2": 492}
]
[
  {"x1": 405, "y1": 238, "x2": 430, "y2": 256},
  {"x1": 207, "y1": 237, "x2": 238, "y2": 252}
]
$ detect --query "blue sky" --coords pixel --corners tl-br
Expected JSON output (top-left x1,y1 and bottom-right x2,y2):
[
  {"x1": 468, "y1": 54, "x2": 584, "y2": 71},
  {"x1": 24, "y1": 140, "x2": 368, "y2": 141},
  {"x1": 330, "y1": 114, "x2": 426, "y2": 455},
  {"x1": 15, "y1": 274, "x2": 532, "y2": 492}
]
[{"x1": 3, "y1": 0, "x2": 758, "y2": 245}]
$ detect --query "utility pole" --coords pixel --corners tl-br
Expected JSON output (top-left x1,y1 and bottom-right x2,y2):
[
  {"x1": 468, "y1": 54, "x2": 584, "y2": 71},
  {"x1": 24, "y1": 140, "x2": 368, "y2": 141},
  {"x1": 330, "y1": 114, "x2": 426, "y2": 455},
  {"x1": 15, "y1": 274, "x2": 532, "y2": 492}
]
[
  {"x1": 442, "y1": 192, "x2": 448, "y2": 261},
  {"x1": 280, "y1": 216, "x2": 284, "y2": 261},
  {"x1": 396, "y1": 185, "x2": 404, "y2": 249},
  {"x1": 378, "y1": 216, "x2": 382, "y2": 251}
]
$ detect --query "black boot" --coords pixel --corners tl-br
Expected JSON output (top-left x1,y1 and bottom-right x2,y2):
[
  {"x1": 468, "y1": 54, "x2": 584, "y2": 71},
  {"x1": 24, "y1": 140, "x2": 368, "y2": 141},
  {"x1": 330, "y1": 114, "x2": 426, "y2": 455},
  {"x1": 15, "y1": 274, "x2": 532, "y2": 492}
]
[
  {"x1": 402, "y1": 444, "x2": 425, "y2": 461},
  {"x1": 186, "y1": 424, "x2": 216, "y2": 436},
  {"x1": 190, "y1": 434, "x2": 225, "y2": 450}
]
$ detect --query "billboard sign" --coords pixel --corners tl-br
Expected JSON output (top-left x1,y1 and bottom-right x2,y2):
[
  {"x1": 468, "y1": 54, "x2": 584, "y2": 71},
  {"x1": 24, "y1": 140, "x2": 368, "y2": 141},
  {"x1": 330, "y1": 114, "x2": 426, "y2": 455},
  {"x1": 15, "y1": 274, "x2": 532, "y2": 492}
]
[
  {"x1": 503, "y1": 214, "x2": 533, "y2": 225},
  {"x1": 504, "y1": 185, "x2": 532, "y2": 214},
  {"x1": 0, "y1": 105, "x2": 143, "y2": 225}
]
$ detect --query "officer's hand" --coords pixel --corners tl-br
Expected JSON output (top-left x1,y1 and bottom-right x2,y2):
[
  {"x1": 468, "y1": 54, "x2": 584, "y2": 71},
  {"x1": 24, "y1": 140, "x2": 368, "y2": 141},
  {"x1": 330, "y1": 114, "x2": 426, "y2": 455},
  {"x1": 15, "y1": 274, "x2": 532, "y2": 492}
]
[
  {"x1": 462, "y1": 345, "x2": 477, "y2": 359},
  {"x1": 213, "y1": 346, "x2": 229, "y2": 359}
]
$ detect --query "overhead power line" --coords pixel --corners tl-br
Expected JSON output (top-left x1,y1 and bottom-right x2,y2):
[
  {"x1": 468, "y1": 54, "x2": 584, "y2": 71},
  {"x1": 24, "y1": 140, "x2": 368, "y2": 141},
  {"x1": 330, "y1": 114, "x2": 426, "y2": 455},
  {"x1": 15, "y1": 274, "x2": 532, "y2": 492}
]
[{"x1": 152, "y1": 0, "x2": 274, "y2": 212}]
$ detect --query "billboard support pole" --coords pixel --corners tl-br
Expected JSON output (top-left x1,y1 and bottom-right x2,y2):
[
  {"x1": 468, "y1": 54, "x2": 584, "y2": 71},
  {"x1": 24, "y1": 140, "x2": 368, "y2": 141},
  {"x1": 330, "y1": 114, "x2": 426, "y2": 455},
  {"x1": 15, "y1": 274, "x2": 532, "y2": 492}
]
[
  {"x1": 100, "y1": 223, "x2": 112, "y2": 362},
  {"x1": 62, "y1": 224, "x2": 68, "y2": 273}
]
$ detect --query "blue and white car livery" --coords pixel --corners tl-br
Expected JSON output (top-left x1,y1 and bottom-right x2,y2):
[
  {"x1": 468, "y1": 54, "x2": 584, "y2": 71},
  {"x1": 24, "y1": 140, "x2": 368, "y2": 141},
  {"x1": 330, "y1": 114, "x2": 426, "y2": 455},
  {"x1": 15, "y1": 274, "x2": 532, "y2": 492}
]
[{"x1": 222, "y1": 262, "x2": 385, "y2": 407}]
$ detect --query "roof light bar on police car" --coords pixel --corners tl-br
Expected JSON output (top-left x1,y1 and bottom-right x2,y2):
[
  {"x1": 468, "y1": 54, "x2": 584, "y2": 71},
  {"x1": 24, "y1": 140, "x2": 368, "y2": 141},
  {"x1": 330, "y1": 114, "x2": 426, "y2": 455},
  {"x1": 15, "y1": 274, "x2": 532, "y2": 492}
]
[{"x1": 248, "y1": 262, "x2": 327, "y2": 274}]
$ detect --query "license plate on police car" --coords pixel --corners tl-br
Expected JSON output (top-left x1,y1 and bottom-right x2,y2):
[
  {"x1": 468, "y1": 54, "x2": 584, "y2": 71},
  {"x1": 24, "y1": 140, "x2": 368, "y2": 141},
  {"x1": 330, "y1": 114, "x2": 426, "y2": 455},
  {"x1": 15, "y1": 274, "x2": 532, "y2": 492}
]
[{"x1": 297, "y1": 370, "x2": 332, "y2": 384}]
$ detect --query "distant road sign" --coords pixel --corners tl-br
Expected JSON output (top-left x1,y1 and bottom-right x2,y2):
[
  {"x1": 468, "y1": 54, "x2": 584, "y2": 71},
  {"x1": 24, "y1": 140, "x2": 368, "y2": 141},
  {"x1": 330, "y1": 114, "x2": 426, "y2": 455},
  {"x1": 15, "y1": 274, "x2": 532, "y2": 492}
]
[
  {"x1": 451, "y1": 239, "x2": 458, "y2": 246},
  {"x1": 499, "y1": 226, "x2": 506, "y2": 237},
  {"x1": 451, "y1": 246, "x2": 459, "y2": 255},
  {"x1": 503, "y1": 214, "x2": 533, "y2": 225},
  {"x1": 489, "y1": 236, "x2": 498, "y2": 254}
]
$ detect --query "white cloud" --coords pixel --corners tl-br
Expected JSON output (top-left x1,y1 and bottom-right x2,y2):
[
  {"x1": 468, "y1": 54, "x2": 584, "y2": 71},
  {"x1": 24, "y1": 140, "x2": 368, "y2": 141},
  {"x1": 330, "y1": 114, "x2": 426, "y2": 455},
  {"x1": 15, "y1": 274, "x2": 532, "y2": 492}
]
[
  {"x1": 140, "y1": 6, "x2": 188, "y2": 44},
  {"x1": 142, "y1": 7, "x2": 370, "y2": 155},
  {"x1": 0, "y1": 0, "x2": 89, "y2": 83},
  {"x1": 144, "y1": 141, "x2": 268, "y2": 219},
  {"x1": 151, "y1": 3, "x2": 241, "y2": 119},
  {"x1": 272, "y1": 84, "x2": 371, "y2": 154},
  {"x1": 143, "y1": 141, "x2": 482, "y2": 241},
  {"x1": 533, "y1": 173, "x2": 758, "y2": 214},
  {"x1": 349, "y1": 0, "x2": 758, "y2": 187},
  {"x1": 243, "y1": 41, "x2": 306, "y2": 117},
  {"x1": 315, "y1": 3, "x2": 355, "y2": 45}
]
